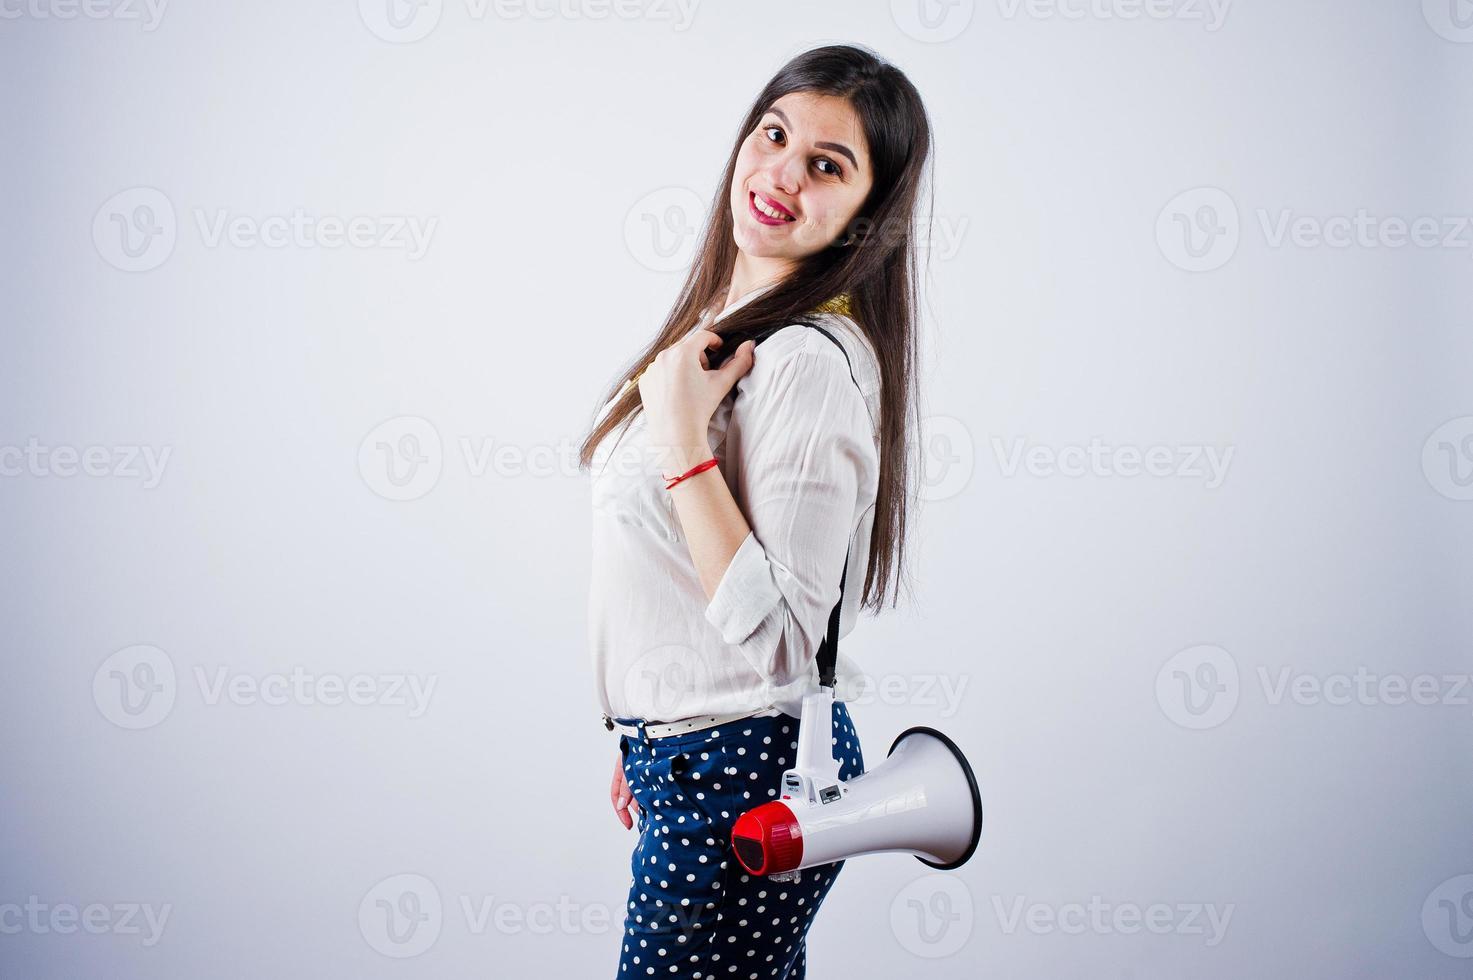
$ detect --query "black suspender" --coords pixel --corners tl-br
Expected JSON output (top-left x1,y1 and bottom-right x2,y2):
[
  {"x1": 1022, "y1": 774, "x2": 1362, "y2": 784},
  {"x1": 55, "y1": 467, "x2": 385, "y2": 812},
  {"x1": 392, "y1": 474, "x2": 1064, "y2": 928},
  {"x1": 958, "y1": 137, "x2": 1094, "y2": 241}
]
[{"x1": 790, "y1": 323, "x2": 860, "y2": 690}]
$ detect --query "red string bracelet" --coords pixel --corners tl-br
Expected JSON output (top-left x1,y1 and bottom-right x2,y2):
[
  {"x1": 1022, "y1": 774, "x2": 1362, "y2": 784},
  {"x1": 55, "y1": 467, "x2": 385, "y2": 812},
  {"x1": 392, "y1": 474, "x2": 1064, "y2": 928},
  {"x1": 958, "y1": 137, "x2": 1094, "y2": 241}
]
[{"x1": 665, "y1": 457, "x2": 719, "y2": 490}]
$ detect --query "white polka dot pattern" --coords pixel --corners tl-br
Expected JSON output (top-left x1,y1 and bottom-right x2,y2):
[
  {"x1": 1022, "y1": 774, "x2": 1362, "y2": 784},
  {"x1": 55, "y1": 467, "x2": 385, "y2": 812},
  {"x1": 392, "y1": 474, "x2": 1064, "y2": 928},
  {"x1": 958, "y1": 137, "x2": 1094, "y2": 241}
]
[{"x1": 612, "y1": 702, "x2": 865, "y2": 979}]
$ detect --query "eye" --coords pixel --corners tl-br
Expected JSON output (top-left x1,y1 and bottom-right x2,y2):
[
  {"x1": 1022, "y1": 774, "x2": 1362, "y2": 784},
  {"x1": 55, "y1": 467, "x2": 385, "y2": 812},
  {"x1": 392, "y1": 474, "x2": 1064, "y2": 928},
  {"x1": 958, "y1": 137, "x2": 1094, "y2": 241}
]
[{"x1": 760, "y1": 124, "x2": 844, "y2": 178}]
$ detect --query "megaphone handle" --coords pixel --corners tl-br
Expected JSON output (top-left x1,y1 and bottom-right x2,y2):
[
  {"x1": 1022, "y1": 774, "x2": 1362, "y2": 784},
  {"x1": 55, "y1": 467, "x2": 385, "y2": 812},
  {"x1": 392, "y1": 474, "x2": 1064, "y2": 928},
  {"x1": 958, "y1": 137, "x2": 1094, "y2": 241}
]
[{"x1": 795, "y1": 688, "x2": 842, "y2": 785}]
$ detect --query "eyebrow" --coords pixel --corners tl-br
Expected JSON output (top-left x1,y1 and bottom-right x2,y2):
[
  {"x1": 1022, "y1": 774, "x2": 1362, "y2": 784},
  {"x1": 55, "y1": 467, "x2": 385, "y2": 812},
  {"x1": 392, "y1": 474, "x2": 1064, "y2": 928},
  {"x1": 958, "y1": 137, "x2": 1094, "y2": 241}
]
[{"x1": 767, "y1": 106, "x2": 861, "y2": 173}]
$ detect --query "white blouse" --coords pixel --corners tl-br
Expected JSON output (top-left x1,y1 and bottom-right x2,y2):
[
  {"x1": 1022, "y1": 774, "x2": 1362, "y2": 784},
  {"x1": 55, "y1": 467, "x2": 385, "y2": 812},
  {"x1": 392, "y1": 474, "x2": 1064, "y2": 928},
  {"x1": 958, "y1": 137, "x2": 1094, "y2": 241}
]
[{"x1": 587, "y1": 284, "x2": 883, "y2": 723}]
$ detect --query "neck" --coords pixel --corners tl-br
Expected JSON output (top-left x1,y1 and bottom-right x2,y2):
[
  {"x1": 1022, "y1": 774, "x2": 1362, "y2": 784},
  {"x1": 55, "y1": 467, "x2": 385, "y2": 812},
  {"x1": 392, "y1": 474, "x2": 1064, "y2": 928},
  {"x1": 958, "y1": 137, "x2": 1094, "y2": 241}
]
[{"x1": 723, "y1": 251, "x2": 795, "y2": 313}]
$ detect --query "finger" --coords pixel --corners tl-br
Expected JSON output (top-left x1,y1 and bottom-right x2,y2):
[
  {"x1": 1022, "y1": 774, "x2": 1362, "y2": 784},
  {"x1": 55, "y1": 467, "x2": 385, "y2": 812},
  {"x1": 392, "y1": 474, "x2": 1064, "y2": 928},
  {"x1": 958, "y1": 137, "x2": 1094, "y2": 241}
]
[
  {"x1": 717, "y1": 339, "x2": 757, "y2": 381},
  {"x1": 612, "y1": 772, "x2": 633, "y2": 826},
  {"x1": 690, "y1": 329, "x2": 725, "y2": 351}
]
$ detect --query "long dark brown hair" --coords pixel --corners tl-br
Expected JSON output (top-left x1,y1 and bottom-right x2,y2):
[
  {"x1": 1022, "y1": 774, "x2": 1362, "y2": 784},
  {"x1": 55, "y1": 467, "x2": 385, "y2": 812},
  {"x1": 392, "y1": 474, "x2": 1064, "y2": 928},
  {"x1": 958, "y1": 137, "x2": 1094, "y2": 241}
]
[{"x1": 578, "y1": 43, "x2": 933, "y2": 614}]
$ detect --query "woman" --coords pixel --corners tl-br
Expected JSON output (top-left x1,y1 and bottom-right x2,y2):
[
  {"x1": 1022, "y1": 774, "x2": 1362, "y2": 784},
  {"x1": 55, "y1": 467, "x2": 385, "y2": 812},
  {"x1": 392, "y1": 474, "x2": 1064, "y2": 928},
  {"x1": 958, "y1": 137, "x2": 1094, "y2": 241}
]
[{"x1": 579, "y1": 43, "x2": 933, "y2": 979}]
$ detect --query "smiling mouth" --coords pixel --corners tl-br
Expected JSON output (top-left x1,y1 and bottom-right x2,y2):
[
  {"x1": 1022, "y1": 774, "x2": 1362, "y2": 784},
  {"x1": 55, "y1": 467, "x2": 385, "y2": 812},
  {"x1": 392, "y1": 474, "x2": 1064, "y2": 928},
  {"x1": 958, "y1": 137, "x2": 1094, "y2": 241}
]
[{"x1": 750, "y1": 191, "x2": 796, "y2": 222}]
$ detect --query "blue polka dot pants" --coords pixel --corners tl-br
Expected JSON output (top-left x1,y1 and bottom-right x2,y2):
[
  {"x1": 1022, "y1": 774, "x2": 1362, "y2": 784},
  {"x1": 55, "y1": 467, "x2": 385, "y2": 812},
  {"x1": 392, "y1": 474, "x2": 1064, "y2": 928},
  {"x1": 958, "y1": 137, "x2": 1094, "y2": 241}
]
[{"x1": 612, "y1": 702, "x2": 864, "y2": 980}]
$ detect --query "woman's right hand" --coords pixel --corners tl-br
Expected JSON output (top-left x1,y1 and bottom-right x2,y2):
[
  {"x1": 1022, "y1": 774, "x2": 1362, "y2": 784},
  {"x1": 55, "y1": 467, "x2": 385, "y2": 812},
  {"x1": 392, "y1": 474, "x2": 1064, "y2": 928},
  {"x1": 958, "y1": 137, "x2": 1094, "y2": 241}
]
[{"x1": 611, "y1": 754, "x2": 640, "y2": 830}]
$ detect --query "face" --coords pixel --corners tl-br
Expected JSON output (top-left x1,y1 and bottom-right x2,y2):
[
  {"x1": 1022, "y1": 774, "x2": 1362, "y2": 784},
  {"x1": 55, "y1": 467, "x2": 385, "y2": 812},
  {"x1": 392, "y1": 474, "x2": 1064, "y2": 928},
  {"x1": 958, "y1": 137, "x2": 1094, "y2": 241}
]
[{"x1": 729, "y1": 91, "x2": 875, "y2": 264}]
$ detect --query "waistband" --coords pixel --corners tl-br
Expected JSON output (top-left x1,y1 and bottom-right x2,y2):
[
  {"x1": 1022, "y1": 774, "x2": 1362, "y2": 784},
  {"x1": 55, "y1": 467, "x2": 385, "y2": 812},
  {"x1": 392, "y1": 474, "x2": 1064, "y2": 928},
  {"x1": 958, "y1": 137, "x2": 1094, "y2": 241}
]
[{"x1": 604, "y1": 706, "x2": 782, "y2": 741}]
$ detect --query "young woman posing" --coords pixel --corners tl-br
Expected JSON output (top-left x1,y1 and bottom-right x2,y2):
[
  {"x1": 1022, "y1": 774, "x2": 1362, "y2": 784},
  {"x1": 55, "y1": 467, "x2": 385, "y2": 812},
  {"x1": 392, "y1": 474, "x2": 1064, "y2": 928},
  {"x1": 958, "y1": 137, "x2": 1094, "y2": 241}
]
[{"x1": 579, "y1": 43, "x2": 933, "y2": 980}]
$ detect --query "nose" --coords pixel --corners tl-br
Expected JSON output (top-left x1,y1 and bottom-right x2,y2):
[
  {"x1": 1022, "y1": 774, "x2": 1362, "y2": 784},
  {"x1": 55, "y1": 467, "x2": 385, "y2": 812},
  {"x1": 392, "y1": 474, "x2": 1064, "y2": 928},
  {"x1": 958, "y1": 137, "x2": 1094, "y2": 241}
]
[{"x1": 764, "y1": 148, "x2": 803, "y2": 198}]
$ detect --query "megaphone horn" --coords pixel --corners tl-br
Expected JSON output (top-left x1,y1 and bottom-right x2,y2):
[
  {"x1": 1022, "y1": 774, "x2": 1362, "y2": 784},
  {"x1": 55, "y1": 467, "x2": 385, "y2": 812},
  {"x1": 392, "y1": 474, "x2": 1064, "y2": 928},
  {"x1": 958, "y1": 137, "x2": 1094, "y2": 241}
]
[{"x1": 732, "y1": 689, "x2": 983, "y2": 877}]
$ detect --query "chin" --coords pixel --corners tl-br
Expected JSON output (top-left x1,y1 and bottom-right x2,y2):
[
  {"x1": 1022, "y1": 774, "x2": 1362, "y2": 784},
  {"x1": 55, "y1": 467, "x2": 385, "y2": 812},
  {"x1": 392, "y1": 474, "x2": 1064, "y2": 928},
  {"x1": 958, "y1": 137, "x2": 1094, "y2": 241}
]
[
  {"x1": 732, "y1": 236, "x2": 794, "y2": 263},
  {"x1": 730, "y1": 222, "x2": 771, "y2": 256}
]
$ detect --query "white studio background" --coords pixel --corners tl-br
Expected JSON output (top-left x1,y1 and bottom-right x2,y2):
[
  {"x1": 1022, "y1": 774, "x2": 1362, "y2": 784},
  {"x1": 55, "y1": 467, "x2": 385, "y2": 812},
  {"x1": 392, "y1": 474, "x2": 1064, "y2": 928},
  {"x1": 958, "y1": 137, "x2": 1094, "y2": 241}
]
[{"x1": 2, "y1": 1, "x2": 1471, "y2": 978}]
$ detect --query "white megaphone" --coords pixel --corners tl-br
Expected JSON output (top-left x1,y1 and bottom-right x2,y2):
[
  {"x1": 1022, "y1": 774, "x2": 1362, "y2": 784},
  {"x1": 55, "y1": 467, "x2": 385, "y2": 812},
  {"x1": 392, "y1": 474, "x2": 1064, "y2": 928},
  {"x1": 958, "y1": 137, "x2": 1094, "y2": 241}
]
[
  {"x1": 728, "y1": 325, "x2": 981, "y2": 878},
  {"x1": 731, "y1": 685, "x2": 982, "y2": 879}
]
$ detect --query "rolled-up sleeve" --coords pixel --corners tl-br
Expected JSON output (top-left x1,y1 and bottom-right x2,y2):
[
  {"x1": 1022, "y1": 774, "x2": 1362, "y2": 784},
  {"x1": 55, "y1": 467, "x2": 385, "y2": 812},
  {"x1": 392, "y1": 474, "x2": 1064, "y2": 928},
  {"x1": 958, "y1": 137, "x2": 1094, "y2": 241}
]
[{"x1": 703, "y1": 340, "x2": 879, "y2": 688}]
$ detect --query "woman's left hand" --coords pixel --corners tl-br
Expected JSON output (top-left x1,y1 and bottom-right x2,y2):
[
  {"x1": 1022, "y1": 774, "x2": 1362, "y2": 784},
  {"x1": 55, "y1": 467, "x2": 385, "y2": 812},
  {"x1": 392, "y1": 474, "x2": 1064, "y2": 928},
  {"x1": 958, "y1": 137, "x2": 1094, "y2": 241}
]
[{"x1": 639, "y1": 330, "x2": 756, "y2": 472}]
